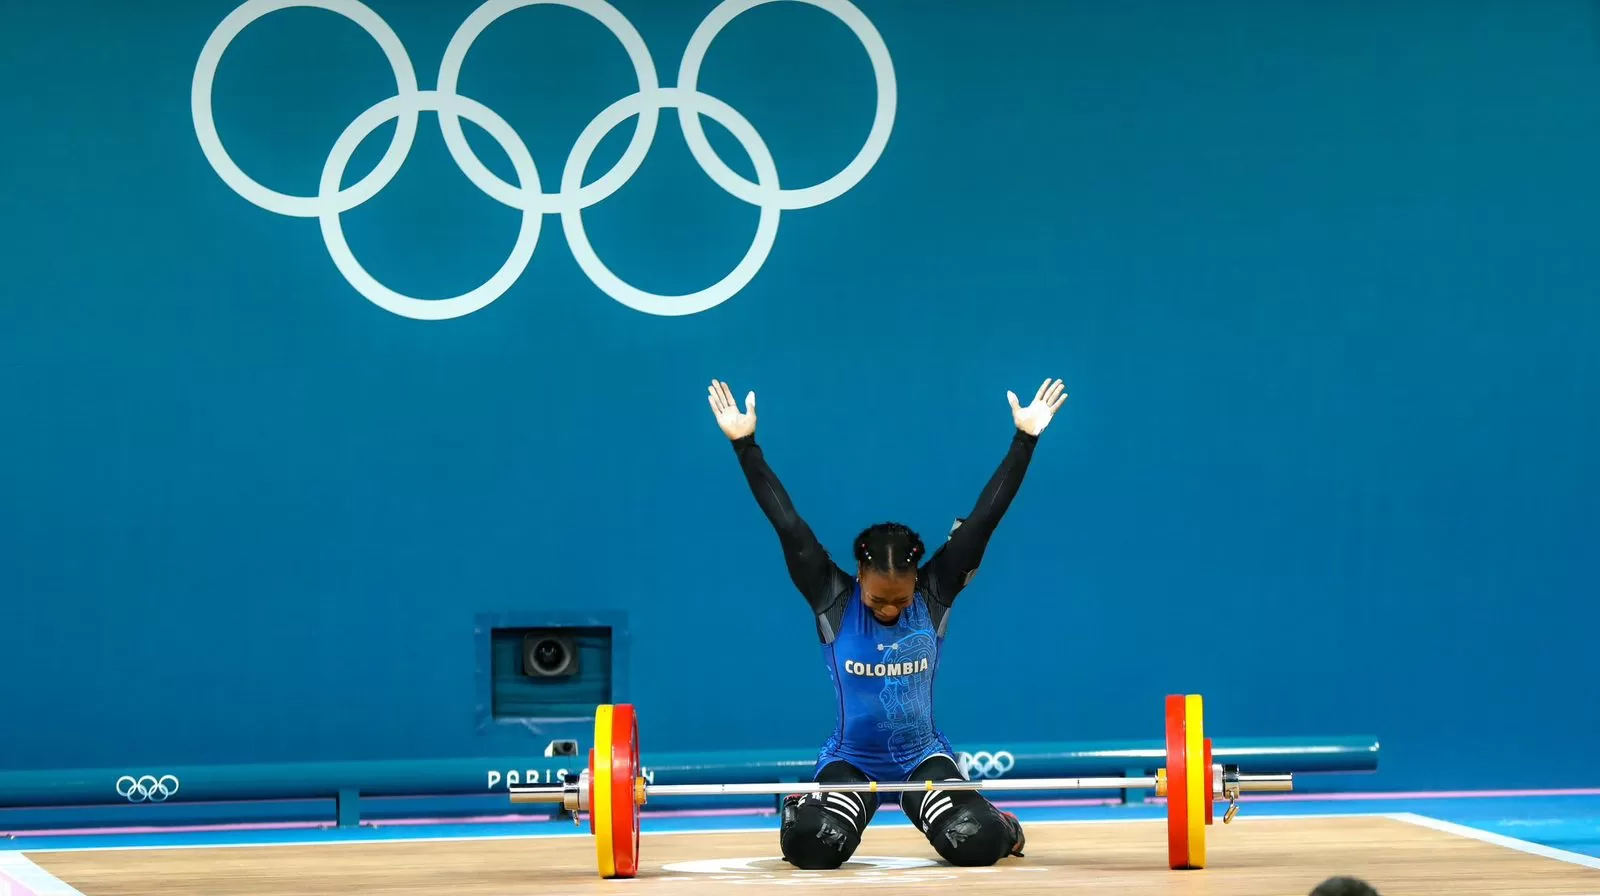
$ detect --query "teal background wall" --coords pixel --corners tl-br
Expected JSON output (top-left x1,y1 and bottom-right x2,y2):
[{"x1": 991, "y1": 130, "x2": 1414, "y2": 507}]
[{"x1": 1, "y1": 0, "x2": 1596, "y2": 791}]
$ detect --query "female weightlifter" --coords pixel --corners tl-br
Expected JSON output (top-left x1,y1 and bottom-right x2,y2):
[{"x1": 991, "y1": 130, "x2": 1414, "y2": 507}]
[{"x1": 706, "y1": 376, "x2": 1068, "y2": 869}]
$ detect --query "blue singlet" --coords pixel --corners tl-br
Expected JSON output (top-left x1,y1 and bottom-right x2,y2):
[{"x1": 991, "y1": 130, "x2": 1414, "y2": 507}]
[{"x1": 814, "y1": 583, "x2": 954, "y2": 782}]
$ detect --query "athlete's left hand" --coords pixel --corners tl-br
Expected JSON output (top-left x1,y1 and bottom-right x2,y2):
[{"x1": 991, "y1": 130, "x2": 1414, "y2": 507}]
[{"x1": 1008, "y1": 378, "x2": 1068, "y2": 436}]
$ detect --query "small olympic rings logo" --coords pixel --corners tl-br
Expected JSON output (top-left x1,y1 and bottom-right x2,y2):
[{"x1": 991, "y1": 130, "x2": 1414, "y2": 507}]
[
  {"x1": 957, "y1": 751, "x2": 1015, "y2": 779},
  {"x1": 190, "y1": 0, "x2": 897, "y2": 320},
  {"x1": 115, "y1": 774, "x2": 181, "y2": 803}
]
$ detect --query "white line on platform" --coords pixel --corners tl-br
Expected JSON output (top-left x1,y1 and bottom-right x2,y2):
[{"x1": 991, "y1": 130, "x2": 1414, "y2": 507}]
[
  {"x1": 1386, "y1": 812, "x2": 1600, "y2": 870},
  {"x1": 0, "y1": 852, "x2": 89, "y2": 895}
]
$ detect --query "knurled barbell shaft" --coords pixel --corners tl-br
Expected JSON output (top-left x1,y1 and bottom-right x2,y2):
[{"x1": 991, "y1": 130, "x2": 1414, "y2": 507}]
[
  {"x1": 643, "y1": 775, "x2": 1157, "y2": 798},
  {"x1": 507, "y1": 772, "x2": 1293, "y2": 804}
]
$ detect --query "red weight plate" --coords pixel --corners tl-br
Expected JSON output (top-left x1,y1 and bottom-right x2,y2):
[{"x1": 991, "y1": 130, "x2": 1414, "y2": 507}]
[
  {"x1": 587, "y1": 748, "x2": 596, "y2": 835},
  {"x1": 1203, "y1": 737, "x2": 1214, "y2": 826},
  {"x1": 608, "y1": 704, "x2": 642, "y2": 879},
  {"x1": 1165, "y1": 694, "x2": 1192, "y2": 870}
]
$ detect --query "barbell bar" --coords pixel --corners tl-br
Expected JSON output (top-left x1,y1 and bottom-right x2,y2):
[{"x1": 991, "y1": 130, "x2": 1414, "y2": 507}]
[
  {"x1": 514, "y1": 772, "x2": 1294, "y2": 806},
  {"x1": 505, "y1": 695, "x2": 1292, "y2": 879}
]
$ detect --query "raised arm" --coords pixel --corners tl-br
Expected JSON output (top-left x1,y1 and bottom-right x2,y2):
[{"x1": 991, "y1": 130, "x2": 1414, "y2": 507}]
[
  {"x1": 709, "y1": 380, "x2": 848, "y2": 613},
  {"x1": 924, "y1": 378, "x2": 1067, "y2": 606}
]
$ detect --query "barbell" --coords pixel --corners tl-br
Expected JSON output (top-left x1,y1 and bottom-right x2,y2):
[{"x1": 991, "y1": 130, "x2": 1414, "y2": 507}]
[{"x1": 507, "y1": 693, "x2": 1293, "y2": 879}]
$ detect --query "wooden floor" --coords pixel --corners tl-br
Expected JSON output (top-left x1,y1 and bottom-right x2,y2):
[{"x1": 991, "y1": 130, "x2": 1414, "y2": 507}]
[{"x1": 19, "y1": 816, "x2": 1600, "y2": 895}]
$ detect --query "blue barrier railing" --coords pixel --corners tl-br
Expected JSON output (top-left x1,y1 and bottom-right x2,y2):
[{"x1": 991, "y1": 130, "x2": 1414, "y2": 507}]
[{"x1": 0, "y1": 736, "x2": 1378, "y2": 828}]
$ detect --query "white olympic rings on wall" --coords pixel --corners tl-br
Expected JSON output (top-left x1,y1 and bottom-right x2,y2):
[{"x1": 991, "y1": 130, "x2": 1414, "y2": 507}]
[
  {"x1": 190, "y1": 0, "x2": 897, "y2": 319},
  {"x1": 957, "y1": 750, "x2": 1015, "y2": 779},
  {"x1": 115, "y1": 774, "x2": 181, "y2": 803}
]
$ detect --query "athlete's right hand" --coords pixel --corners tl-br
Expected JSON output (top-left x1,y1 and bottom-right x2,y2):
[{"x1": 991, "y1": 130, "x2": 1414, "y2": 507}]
[{"x1": 708, "y1": 379, "x2": 757, "y2": 440}]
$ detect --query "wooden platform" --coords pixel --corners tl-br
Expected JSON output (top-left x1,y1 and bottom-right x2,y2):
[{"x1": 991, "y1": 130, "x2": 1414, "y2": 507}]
[{"x1": 13, "y1": 815, "x2": 1600, "y2": 895}]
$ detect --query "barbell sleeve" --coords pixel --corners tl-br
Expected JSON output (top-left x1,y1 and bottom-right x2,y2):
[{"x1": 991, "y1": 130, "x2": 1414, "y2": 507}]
[
  {"x1": 1232, "y1": 773, "x2": 1294, "y2": 792},
  {"x1": 508, "y1": 786, "x2": 569, "y2": 804}
]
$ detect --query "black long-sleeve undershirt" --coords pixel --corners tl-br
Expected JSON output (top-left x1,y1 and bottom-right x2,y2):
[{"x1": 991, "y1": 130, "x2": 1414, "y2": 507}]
[
  {"x1": 731, "y1": 428, "x2": 1039, "y2": 638},
  {"x1": 731, "y1": 435, "x2": 854, "y2": 616},
  {"x1": 921, "y1": 429, "x2": 1038, "y2": 609}
]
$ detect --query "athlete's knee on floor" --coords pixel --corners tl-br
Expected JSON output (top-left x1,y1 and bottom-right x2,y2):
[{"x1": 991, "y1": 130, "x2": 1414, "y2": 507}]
[
  {"x1": 902, "y1": 757, "x2": 1023, "y2": 868},
  {"x1": 923, "y1": 802, "x2": 1022, "y2": 866},
  {"x1": 779, "y1": 791, "x2": 873, "y2": 870}
]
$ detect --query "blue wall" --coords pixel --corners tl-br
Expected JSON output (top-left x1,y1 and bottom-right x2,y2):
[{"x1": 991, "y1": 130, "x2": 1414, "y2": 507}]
[{"x1": 2, "y1": 0, "x2": 1596, "y2": 791}]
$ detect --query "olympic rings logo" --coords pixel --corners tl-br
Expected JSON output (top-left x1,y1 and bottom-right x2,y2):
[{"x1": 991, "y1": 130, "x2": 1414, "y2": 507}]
[
  {"x1": 190, "y1": 0, "x2": 897, "y2": 320},
  {"x1": 957, "y1": 750, "x2": 1015, "y2": 779},
  {"x1": 115, "y1": 774, "x2": 181, "y2": 803}
]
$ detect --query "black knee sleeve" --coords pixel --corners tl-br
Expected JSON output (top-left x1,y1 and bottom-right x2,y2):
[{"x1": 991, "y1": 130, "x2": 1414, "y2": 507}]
[
  {"x1": 902, "y1": 755, "x2": 1024, "y2": 867},
  {"x1": 920, "y1": 802, "x2": 1022, "y2": 866},
  {"x1": 780, "y1": 763, "x2": 877, "y2": 870}
]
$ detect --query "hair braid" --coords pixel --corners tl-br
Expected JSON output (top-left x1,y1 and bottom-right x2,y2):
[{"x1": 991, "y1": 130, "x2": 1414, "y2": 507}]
[{"x1": 854, "y1": 522, "x2": 924, "y2": 576}]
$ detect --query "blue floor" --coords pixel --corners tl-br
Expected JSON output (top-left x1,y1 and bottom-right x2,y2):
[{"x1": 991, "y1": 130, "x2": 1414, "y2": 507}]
[
  {"x1": 1385, "y1": 795, "x2": 1600, "y2": 859},
  {"x1": 5, "y1": 794, "x2": 1599, "y2": 864}
]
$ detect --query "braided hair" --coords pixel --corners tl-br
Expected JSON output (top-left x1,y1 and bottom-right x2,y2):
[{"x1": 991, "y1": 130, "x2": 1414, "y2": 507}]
[{"x1": 854, "y1": 522, "x2": 924, "y2": 577}]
